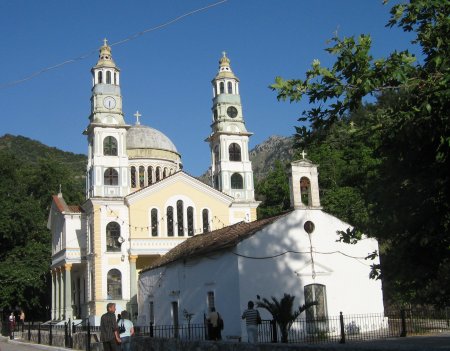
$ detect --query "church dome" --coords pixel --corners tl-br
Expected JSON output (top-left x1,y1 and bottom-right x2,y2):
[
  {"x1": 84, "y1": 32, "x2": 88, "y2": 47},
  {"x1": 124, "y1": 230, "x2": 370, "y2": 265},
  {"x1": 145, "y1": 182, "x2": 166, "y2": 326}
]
[{"x1": 127, "y1": 124, "x2": 178, "y2": 153}]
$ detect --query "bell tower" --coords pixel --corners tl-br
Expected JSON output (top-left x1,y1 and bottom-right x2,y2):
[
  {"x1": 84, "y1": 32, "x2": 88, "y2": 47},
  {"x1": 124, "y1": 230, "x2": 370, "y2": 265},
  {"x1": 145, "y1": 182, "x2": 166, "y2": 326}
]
[
  {"x1": 206, "y1": 52, "x2": 256, "y2": 204},
  {"x1": 84, "y1": 39, "x2": 130, "y2": 198}
]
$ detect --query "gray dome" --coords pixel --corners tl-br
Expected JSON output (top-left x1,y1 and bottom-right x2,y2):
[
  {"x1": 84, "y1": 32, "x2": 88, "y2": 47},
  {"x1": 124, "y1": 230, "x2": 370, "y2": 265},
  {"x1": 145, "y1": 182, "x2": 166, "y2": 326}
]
[{"x1": 126, "y1": 124, "x2": 178, "y2": 153}]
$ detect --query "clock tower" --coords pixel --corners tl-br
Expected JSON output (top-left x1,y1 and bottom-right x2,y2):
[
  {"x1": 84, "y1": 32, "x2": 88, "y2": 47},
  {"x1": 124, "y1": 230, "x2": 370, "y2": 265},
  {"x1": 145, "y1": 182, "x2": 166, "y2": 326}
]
[
  {"x1": 207, "y1": 52, "x2": 257, "y2": 208},
  {"x1": 84, "y1": 39, "x2": 130, "y2": 198}
]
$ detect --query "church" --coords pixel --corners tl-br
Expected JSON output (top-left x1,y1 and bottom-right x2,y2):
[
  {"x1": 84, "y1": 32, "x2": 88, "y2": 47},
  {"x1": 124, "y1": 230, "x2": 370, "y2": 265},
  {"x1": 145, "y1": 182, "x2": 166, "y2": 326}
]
[
  {"x1": 137, "y1": 159, "x2": 385, "y2": 340},
  {"x1": 47, "y1": 40, "x2": 259, "y2": 324}
]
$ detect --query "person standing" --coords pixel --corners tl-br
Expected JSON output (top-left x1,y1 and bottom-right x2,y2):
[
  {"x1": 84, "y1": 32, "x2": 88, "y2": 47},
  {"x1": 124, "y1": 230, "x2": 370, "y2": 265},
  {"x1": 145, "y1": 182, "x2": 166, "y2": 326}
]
[
  {"x1": 100, "y1": 303, "x2": 121, "y2": 351},
  {"x1": 242, "y1": 301, "x2": 260, "y2": 343},
  {"x1": 207, "y1": 307, "x2": 222, "y2": 341},
  {"x1": 20, "y1": 310, "x2": 25, "y2": 331},
  {"x1": 8, "y1": 312, "x2": 16, "y2": 340},
  {"x1": 118, "y1": 310, "x2": 134, "y2": 351}
]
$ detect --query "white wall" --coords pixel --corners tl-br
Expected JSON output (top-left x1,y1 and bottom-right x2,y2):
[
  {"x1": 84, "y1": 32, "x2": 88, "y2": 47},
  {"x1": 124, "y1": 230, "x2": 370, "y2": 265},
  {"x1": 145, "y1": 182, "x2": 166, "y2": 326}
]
[
  {"x1": 237, "y1": 209, "x2": 384, "y2": 317},
  {"x1": 138, "y1": 251, "x2": 242, "y2": 337}
]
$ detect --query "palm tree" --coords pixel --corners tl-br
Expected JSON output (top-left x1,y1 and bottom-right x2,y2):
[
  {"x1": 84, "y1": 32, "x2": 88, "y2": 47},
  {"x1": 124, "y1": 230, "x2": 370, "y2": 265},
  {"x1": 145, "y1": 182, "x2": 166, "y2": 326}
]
[{"x1": 257, "y1": 293, "x2": 317, "y2": 343}]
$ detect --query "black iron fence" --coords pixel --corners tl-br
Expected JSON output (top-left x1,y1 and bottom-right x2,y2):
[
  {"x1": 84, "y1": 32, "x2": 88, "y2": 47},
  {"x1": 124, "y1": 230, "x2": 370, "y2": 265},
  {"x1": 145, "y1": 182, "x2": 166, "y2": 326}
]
[{"x1": 11, "y1": 308, "x2": 450, "y2": 350}]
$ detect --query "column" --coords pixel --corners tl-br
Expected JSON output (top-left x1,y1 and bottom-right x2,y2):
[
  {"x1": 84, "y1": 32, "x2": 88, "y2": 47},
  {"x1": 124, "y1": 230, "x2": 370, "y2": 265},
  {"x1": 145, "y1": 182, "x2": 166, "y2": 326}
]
[
  {"x1": 55, "y1": 268, "x2": 61, "y2": 320},
  {"x1": 64, "y1": 264, "x2": 73, "y2": 320},
  {"x1": 129, "y1": 255, "x2": 138, "y2": 320},
  {"x1": 51, "y1": 270, "x2": 56, "y2": 320}
]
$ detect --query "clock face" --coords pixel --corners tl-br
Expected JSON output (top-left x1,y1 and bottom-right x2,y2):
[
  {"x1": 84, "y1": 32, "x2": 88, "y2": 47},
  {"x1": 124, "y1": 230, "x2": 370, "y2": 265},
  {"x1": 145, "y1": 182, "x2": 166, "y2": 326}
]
[
  {"x1": 227, "y1": 106, "x2": 238, "y2": 118},
  {"x1": 103, "y1": 96, "x2": 116, "y2": 109}
]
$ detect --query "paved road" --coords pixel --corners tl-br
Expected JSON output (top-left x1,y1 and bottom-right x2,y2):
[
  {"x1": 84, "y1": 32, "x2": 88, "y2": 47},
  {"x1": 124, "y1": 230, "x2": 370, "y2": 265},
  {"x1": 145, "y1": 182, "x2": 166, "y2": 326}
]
[{"x1": 2, "y1": 333, "x2": 450, "y2": 351}]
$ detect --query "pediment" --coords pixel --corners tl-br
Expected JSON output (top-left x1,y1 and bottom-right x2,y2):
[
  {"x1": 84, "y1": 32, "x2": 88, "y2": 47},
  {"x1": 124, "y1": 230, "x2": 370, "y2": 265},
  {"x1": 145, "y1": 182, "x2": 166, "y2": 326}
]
[{"x1": 125, "y1": 171, "x2": 233, "y2": 205}]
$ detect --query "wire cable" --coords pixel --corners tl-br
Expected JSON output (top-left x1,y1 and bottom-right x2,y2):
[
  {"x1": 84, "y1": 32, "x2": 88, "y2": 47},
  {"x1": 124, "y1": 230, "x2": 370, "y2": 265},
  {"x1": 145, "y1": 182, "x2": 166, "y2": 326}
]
[{"x1": 0, "y1": 0, "x2": 227, "y2": 90}]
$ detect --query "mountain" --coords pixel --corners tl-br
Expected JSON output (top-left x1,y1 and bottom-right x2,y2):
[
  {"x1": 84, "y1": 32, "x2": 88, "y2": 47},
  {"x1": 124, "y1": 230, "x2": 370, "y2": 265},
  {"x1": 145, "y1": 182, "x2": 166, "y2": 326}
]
[
  {"x1": 249, "y1": 135, "x2": 295, "y2": 181},
  {"x1": 0, "y1": 134, "x2": 87, "y2": 175},
  {"x1": 197, "y1": 135, "x2": 295, "y2": 184}
]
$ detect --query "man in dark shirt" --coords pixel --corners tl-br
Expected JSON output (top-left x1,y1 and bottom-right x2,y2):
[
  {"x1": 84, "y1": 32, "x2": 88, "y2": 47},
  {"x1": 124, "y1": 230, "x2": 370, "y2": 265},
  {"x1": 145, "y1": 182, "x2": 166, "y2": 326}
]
[{"x1": 100, "y1": 303, "x2": 121, "y2": 351}]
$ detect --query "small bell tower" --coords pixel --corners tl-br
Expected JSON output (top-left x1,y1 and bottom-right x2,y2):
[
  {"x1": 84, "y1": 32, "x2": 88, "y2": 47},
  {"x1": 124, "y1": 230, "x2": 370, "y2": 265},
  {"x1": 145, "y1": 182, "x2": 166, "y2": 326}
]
[
  {"x1": 206, "y1": 52, "x2": 256, "y2": 203},
  {"x1": 289, "y1": 152, "x2": 322, "y2": 209},
  {"x1": 84, "y1": 39, "x2": 130, "y2": 198}
]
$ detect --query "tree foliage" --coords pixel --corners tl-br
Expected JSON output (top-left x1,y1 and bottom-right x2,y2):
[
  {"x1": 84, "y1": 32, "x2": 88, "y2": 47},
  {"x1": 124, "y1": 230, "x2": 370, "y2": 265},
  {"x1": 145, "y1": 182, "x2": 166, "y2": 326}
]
[
  {"x1": 255, "y1": 160, "x2": 291, "y2": 219},
  {"x1": 271, "y1": 1, "x2": 450, "y2": 307},
  {"x1": 0, "y1": 144, "x2": 85, "y2": 319}
]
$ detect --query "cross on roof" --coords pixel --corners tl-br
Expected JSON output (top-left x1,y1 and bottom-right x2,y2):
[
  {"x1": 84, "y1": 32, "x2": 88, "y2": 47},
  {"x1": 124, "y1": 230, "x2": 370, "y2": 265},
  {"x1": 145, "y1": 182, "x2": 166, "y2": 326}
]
[
  {"x1": 222, "y1": 51, "x2": 227, "y2": 57},
  {"x1": 103, "y1": 38, "x2": 108, "y2": 46},
  {"x1": 134, "y1": 111, "x2": 142, "y2": 125},
  {"x1": 301, "y1": 150, "x2": 307, "y2": 159}
]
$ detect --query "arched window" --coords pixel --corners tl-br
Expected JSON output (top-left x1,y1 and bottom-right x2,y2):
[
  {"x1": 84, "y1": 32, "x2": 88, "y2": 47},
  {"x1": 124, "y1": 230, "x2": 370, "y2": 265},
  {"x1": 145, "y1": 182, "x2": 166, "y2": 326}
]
[
  {"x1": 107, "y1": 269, "x2": 122, "y2": 300},
  {"x1": 202, "y1": 209, "x2": 210, "y2": 233},
  {"x1": 300, "y1": 177, "x2": 311, "y2": 206},
  {"x1": 156, "y1": 167, "x2": 161, "y2": 182},
  {"x1": 148, "y1": 166, "x2": 153, "y2": 185},
  {"x1": 214, "y1": 175, "x2": 219, "y2": 189},
  {"x1": 106, "y1": 71, "x2": 111, "y2": 84},
  {"x1": 103, "y1": 136, "x2": 117, "y2": 156},
  {"x1": 151, "y1": 208, "x2": 158, "y2": 237},
  {"x1": 163, "y1": 168, "x2": 168, "y2": 178},
  {"x1": 231, "y1": 173, "x2": 243, "y2": 189},
  {"x1": 229, "y1": 143, "x2": 241, "y2": 161},
  {"x1": 167, "y1": 206, "x2": 174, "y2": 237},
  {"x1": 98, "y1": 71, "x2": 103, "y2": 84},
  {"x1": 187, "y1": 207, "x2": 194, "y2": 236},
  {"x1": 227, "y1": 81, "x2": 233, "y2": 94},
  {"x1": 104, "y1": 168, "x2": 118, "y2": 185},
  {"x1": 106, "y1": 222, "x2": 121, "y2": 252},
  {"x1": 131, "y1": 166, "x2": 136, "y2": 188},
  {"x1": 219, "y1": 82, "x2": 224, "y2": 94},
  {"x1": 139, "y1": 166, "x2": 145, "y2": 188},
  {"x1": 177, "y1": 200, "x2": 184, "y2": 236},
  {"x1": 114, "y1": 72, "x2": 117, "y2": 85}
]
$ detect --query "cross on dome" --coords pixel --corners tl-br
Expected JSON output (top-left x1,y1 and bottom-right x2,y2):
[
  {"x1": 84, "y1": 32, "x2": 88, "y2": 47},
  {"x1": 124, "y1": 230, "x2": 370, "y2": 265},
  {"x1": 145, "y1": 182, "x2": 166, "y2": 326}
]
[
  {"x1": 103, "y1": 38, "x2": 108, "y2": 46},
  {"x1": 134, "y1": 111, "x2": 142, "y2": 125}
]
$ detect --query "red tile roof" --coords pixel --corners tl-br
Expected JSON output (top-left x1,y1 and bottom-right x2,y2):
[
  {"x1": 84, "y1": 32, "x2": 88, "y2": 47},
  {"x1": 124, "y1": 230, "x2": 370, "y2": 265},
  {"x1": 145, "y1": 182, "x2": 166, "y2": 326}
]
[{"x1": 141, "y1": 211, "x2": 292, "y2": 273}]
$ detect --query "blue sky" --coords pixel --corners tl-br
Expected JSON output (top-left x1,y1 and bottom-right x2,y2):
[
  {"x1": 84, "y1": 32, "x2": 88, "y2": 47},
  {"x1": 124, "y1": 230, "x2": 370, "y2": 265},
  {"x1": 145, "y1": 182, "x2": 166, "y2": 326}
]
[{"x1": 0, "y1": 1, "x2": 419, "y2": 176}]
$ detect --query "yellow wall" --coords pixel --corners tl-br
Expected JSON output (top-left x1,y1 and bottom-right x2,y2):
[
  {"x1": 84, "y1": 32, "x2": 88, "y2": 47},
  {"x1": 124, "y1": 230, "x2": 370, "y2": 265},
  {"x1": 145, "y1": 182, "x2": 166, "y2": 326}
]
[{"x1": 128, "y1": 179, "x2": 232, "y2": 239}]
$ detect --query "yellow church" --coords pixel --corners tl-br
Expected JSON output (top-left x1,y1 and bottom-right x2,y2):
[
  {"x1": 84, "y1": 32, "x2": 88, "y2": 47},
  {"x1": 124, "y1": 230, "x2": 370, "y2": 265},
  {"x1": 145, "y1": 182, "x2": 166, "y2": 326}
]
[{"x1": 47, "y1": 40, "x2": 259, "y2": 324}]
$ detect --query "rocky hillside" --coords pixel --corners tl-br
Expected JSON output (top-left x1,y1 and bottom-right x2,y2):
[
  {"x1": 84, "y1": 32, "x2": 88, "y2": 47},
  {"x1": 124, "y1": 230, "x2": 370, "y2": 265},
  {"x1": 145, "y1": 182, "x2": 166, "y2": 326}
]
[{"x1": 249, "y1": 135, "x2": 295, "y2": 181}]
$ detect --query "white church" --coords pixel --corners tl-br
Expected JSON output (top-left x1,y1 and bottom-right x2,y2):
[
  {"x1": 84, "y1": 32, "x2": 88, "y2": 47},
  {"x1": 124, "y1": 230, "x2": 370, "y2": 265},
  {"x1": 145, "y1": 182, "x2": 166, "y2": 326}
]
[{"x1": 137, "y1": 159, "x2": 385, "y2": 340}]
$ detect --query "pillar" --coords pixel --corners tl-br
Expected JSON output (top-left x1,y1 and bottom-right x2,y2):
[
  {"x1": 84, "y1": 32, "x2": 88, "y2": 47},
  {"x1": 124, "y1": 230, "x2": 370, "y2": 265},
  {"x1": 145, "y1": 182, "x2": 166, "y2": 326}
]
[
  {"x1": 129, "y1": 255, "x2": 138, "y2": 320},
  {"x1": 64, "y1": 263, "x2": 73, "y2": 320},
  {"x1": 51, "y1": 270, "x2": 56, "y2": 320}
]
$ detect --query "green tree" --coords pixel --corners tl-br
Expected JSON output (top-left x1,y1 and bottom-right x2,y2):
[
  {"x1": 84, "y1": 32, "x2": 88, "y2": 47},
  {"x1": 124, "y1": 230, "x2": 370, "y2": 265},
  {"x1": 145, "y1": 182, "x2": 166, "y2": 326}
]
[
  {"x1": 271, "y1": 0, "x2": 450, "y2": 306},
  {"x1": 0, "y1": 148, "x2": 84, "y2": 319},
  {"x1": 257, "y1": 293, "x2": 317, "y2": 343},
  {"x1": 255, "y1": 160, "x2": 291, "y2": 219}
]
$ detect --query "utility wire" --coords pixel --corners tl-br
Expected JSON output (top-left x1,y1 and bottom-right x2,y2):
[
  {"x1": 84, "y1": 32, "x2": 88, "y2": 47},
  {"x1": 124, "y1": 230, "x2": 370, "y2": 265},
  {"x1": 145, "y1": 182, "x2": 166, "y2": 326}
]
[{"x1": 0, "y1": 0, "x2": 227, "y2": 90}]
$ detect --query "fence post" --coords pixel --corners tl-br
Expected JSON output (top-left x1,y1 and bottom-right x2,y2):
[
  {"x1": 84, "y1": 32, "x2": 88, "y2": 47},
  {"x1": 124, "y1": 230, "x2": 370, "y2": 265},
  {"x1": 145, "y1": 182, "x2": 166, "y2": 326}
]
[
  {"x1": 150, "y1": 322, "x2": 154, "y2": 337},
  {"x1": 400, "y1": 309, "x2": 407, "y2": 337},
  {"x1": 271, "y1": 319, "x2": 278, "y2": 343},
  {"x1": 38, "y1": 323, "x2": 41, "y2": 344},
  {"x1": 27, "y1": 321, "x2": 31, "y2": 341},
  {"x1": 65, "y1": 322, "x2": 68, "y2": 347},
  {"x1": 49, "y1": 322, "x2": 53, "y2": 346},
  {"x1": 339, "y1": 311, "x2": 346, "y2": 344},
  {"x1": 86, "y1": 318, "x2": 91, "y2": 351}
]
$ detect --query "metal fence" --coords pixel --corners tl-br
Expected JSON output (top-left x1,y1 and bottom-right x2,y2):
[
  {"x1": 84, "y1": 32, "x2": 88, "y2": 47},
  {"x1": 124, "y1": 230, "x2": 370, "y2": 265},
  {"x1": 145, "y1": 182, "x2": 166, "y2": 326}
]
[{"x1": 12, "y1": 308, "x2": 450, "y2": 350}]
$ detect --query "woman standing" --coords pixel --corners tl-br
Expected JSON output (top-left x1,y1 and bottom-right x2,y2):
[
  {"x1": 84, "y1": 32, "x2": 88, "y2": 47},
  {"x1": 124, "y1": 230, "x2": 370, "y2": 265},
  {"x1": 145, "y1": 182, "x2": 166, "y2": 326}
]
[{"x1": 118, "y1": 310, "x2": 134, "y2": 351}]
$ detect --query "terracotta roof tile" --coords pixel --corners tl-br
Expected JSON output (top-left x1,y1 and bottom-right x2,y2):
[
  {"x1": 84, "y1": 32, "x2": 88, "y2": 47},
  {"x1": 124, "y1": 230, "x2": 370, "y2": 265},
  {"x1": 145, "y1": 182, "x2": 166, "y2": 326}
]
[{"x1": 141, "y1": 210, "x2": 292, "y2": 273}]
